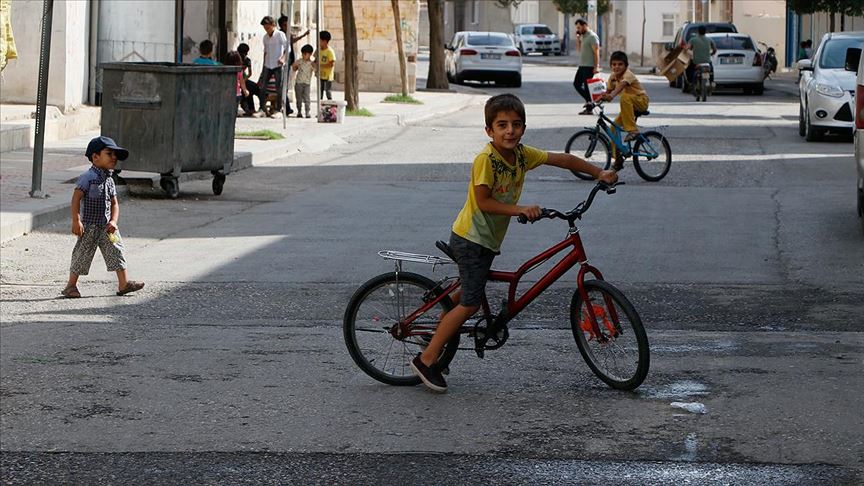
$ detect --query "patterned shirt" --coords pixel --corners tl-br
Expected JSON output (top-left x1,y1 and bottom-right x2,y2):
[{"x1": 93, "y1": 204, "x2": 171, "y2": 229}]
[
  {"x1": 452, "y1": 143, "x2": 548, "y2": 252},
  {"x1": 294, "y1": 58, "x2": 315, "y2": 84},
  {"x1": 75, "y1": 166, "x2": 116, "y2": 226}
]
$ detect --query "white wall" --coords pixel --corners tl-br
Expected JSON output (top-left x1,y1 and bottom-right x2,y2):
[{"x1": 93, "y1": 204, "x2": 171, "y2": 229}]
[
  {"x1": 733, "y1": 0, "x2": 786, "y2": 68},
  {"x1": 98, "y1": 0, "x2": 175, "y2": 64},
  {"x1": 622, "y1": 0, "x2": 680, "y2": 64},
  {"x1": 0, "y1": 0, "x2": 90, "y2": 111}
]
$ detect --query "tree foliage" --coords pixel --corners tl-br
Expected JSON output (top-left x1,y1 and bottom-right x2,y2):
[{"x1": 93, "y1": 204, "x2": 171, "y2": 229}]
[
  {"x1": 552, "y1": 0, "x2": 610, "y2": 17},
  {"x1": 788, "y1": 0, "x2": 864, "y2": 16}
]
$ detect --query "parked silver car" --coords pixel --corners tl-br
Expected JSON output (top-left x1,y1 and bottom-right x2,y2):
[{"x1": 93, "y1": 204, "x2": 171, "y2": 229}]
[
  {"x1": 847, "y1": 46, "x2": 864, "y2": 233},
  {"x1": 798, "y1": 32, "x2": 864, "y2": 142}
]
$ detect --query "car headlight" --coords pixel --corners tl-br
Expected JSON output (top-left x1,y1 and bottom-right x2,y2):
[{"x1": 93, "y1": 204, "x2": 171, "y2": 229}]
[{"x1": 815, "y1": 83, "x2": 844, "y2": 98}]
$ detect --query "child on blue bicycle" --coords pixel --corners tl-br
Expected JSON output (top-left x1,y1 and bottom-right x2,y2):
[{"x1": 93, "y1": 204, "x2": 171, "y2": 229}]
[
  {"x1": 601, "y1": 51, "x2": 649, "y2": 169},
  {"x1": 410, "y1": 94, "x2": 618, "y2": 393}
]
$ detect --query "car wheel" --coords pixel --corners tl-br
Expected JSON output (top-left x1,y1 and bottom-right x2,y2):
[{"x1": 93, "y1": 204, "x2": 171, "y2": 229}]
[
  {"x1": 753, "y1": 83, "x2": 764, "y2": 95},
  {"x1": 519, "y1": 43, "x2": 525, "y2": 55},
  {"x1": 542, "y1": 52, "x2": 549, "y2": 56},
  {"x1": 798, "y1": 104, "x2": 806, "y2": 136},
  {"x1": 512, "y1": 73, "x2": 522, "y2": 88},
  {"x1": 804, "y1": 106, "x2": 822, "y2": 142},
  {"x1": 744, "y1": 87, "x2": 753, "y2": 95}
]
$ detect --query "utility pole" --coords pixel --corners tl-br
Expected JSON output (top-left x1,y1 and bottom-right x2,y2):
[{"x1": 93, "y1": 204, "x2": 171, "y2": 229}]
[
  {"x1": 30, "y1": 0, "x2": 54, "y2": 198},
  {"x1": 640, "y1": 0, "x2": 646, "y2": 67}
]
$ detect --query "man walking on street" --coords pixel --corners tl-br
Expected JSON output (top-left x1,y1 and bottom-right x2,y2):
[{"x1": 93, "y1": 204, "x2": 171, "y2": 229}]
[
  {"x1": 574, "y1": 18, "x2": 600, "y2": 115},
  {"x1": 258, "y1": 16, "x2": 287, "y2": 116}
]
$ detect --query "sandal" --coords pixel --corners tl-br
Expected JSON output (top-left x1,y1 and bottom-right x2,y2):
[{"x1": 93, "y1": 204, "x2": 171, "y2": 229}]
[
  {"x1": 61, "y1": 285, "x2": 81, "y2": 299},
  {"x1": 117, "y1": 281, "x2": 145, "y2": 296}
]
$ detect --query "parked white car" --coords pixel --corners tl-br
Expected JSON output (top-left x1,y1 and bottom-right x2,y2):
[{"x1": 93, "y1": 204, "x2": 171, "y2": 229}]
[
  {"x1": 798, "y1": 31, "x2": 864, "y2": 142},
  {"x1": 705, "y1": 33, "x2": 764, "y2": 94},
  {"x1": 446, "y1": 31, "x2": 522, "y2": 87},
  {"x1": 848, "y1": 45, "x2": 864, "y2": 233},
  {"x1": 513, "y1": 24, "x2": 561, "y2": 56}
]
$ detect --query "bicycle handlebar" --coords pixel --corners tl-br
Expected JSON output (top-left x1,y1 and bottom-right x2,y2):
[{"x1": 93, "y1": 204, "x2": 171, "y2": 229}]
[{"x1": 517, "y1": 182, "x2": 623, "y2": 225}]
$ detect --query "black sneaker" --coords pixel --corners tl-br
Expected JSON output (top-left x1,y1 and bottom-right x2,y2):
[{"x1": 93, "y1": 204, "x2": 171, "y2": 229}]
[{"x1": 410, "y1": 354, "x2": 447, "y2": 393}]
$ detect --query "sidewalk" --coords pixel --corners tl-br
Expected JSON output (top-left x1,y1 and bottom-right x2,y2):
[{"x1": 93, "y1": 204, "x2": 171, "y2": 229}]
[{"x1": 0, "y1": 88, "x2": 485, "y2": 243}]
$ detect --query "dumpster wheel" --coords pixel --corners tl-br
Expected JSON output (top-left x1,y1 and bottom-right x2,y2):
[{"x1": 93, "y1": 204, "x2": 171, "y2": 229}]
[
  {"x1": 212, "y1": 172, "x2": 226, "y2": 196},
  {"x1": 160, "y1": 176, "x2": 180, "y2": 199}
]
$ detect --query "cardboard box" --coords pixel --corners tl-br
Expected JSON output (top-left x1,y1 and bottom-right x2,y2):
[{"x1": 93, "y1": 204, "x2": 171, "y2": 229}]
[{"x1": 658, "y1": 47, "x2": 693, "y2": 82}]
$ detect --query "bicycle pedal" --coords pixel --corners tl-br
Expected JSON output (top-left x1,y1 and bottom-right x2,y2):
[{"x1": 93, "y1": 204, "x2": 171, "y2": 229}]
[{"x1": 441, "y1": 366, "x2": 450, "y2": 375}]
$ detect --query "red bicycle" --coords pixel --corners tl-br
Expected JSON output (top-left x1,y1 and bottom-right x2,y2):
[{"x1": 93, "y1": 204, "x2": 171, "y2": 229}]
[{"x1": 343, "y1": 182, "x2": 650, "y2": 390}]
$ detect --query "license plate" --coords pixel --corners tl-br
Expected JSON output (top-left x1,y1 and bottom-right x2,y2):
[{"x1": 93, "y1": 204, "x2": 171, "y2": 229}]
[
  {"x1": 481, "y1": 53, "x2": 501, "y2": 60},
  {"x1": 720, "y1": 57, "x2": 743, "y2": 64}
]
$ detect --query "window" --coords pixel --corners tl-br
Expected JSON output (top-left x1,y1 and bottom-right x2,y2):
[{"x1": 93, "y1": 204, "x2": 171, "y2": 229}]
[
  {"x1": 467, "y1": 33, "x2": 514, "y2": 47},
  {"x1": 662, "y1": 14, "x2": 675, "y2": 37},
  {"x1": 711, "y1": 35, "x2": 755, "y2": 51}
]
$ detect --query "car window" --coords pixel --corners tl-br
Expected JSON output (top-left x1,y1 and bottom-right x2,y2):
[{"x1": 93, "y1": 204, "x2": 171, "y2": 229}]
[
  {"x1": 819, "y1": 38, "x2": 864, "y2": 69},
  {"x1": 531, "y1": 26, "x2": 553, "y2": 35},
  {"x1": 685, "y1": 25, "x2": 736, "y2": 41},
  {"x1": 521, "y1": 27, "x2": 533, "y2": 35},
  {"x1": 467, "y1": 34, "x2": 513, "y2": 47},
  {"x1": 712, "y1": 36, "x2": 754, "y2": 50}
]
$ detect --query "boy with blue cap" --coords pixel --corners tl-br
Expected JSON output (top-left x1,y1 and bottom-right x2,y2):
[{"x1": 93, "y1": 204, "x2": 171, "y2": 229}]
[{"x1": 62, "y1": 136, "x2": 144, "y2": 298}]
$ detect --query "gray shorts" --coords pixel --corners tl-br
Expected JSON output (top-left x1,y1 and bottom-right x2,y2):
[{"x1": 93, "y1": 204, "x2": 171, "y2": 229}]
[
  {"x1": 70, "y1": 225, "x2": 127, "y2": 276},
  {"x1": 450, "y1": 232, "x2": 496, "y2": 308}
]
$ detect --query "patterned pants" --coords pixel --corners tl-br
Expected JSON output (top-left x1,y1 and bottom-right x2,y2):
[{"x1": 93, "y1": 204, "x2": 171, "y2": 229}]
[{"x1": 69, "y1": 226, "x2": 127, "y2": 276}]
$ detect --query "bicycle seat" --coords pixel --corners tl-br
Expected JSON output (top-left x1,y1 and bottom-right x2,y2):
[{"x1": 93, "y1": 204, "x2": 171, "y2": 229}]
[
  {"x1": 436, "y1": 240, "x2": 456, "y2": 261},
  {"x1": 634, "y1": 109, "x2": 650, "y2": 119}
]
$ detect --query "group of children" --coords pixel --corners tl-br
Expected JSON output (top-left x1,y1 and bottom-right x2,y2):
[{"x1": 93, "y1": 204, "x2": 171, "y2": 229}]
[
  {"x1": 64, "y1": 24, "x2": 647, "y2": 397},
  {"x1": 192, "y1": 15, "x2": 336, "y2": 119}
]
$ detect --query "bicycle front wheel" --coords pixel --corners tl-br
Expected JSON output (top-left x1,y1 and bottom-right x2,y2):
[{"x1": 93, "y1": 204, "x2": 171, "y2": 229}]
[
  {"x1": 343, "y1": 272, "x2": 460, "y2": 386},
  {"x1": 565, "y1": 129, "x2": 611, "y2": 181},
  {"x1": 632, "y1": 131, "x2": 672, "y2": 182},
  {"x1": 570, "y1": 280, "x2": 649, "y2": 390}
]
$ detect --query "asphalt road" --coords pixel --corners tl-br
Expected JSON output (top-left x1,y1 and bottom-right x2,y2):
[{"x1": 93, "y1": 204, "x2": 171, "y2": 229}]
[{"x1": 1, "y1": 62, "x2": 862, "y2": 484}]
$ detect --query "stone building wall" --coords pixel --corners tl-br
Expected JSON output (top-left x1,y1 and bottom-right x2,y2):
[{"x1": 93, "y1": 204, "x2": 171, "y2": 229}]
[{"x1": 323, "y1": 0, "x2": 419, "y2": 93}]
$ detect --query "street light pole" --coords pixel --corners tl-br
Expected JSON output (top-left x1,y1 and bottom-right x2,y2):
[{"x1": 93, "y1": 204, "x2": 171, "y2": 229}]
[{"x1": 30, "y1": 0, "x2": 54, "y2": 199}]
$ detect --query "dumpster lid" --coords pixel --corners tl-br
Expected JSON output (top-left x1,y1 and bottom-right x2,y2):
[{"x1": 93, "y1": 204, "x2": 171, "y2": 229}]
[{"x1": 99, "y1": 62, "x2": 240, "y2": 74}]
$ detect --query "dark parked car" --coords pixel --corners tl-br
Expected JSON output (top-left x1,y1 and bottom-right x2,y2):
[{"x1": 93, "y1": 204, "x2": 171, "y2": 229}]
[{"x1": 666, "y1": 21, "x2": 738, "y2": 89}]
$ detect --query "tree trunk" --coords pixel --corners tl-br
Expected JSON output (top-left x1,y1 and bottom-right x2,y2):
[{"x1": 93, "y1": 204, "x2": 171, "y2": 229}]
[
  {"x1": 426, "y1": 0, "x2": 449, "y2": 90},
  {"x1": 829, "y1": 11, "x2": 835, "y2": 32},
  {"x1": 840, "y1": 14, "x2": 845, "y2": 32},
  {"x1": 391, "y1": 0, "x2": 409, "y2": 97},
  {"x1": 341, "y1": 0, "x2": 360, "y2": 110}
]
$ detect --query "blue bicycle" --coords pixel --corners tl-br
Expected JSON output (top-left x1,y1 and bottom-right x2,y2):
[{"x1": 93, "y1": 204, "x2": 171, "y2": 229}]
[{"x1": 565, "y1": 101, "x2": 672, "y2": 182}]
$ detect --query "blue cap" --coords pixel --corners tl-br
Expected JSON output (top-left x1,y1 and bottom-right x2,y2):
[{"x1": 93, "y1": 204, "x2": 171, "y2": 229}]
[{"x1": 86, "y1": 136, "x2": 129, "y2": 161}]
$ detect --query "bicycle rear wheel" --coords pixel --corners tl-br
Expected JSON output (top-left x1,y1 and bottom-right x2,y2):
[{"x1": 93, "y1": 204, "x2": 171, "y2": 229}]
[
  {"x1": 632, "y1": 131, "x2": 672, "y2": 182},
  {"x1": 565, "y1": 129, "x2": 611, "y2": 181},
  {"x1": 344, "y1": 272, "x2": 460, "y2": 386},
  {"x1": 570, "y1": 280, "x2": 649, "y2": 390}
]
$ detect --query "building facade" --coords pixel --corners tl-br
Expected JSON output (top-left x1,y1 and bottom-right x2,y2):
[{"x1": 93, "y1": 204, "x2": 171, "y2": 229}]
[{"x1": 0, "y1": 0, "x2": 419, "y2": 111}]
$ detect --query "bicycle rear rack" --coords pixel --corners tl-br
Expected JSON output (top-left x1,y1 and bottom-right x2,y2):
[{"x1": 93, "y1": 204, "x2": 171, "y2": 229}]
[{"x1": 378, "y1": 250, "x2": 454, "y2": 272}]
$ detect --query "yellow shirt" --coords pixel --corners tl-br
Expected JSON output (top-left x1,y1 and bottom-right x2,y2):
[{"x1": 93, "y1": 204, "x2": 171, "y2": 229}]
[
  {"x1": 319, "y1": 46, "x2": 336, "y2": 81},
  {"x1": 452, "y1": 143, "x2": 548, "y2": 252},
  {"x1": 608, "y1": 69, "x2": 646, "y2": 97}
]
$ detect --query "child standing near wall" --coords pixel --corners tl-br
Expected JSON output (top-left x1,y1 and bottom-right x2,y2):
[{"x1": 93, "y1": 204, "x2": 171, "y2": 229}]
[
  {"x1": 292, "y1": 44, "x2": 315, "y2": 118},
  {"x1": 318, "y1": 31, "x2": 336, "y2": 100}
]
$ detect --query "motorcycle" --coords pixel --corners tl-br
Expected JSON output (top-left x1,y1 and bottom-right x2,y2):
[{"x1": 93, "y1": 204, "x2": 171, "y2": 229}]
[
  {"x1": 758, "y1": 42, "x2": 778, "y2": 80},
  {"x1": 693, "y1": 63, "x2": 713, "y2": 102}
]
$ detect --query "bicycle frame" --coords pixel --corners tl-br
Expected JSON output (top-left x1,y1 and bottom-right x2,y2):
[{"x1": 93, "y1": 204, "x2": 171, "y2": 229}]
[
  {"x1": 397, "y1": 226, "x2": 617, "y2": 342},
  {"x1": 585, "y1": 110, "x2": 657, "y2": 159}
]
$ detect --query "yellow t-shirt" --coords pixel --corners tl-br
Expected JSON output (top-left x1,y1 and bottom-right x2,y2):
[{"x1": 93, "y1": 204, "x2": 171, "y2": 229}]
[
  {"x1": 608, "y1": 69, "x2": 647, "y2": 97},
  {"x1": 319, "y1": 46, "x2": 336, "y2": 81},
  {"x1": 452, "y1": 143, "x2": 548, "y2": 253}
]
